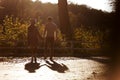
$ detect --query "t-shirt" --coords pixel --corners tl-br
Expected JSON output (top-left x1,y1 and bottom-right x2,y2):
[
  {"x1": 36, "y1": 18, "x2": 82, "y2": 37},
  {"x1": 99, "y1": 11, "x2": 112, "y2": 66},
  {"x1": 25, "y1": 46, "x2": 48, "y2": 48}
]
[{"x1": 45, "y1": 22, "x2": 57, "y2": 38}]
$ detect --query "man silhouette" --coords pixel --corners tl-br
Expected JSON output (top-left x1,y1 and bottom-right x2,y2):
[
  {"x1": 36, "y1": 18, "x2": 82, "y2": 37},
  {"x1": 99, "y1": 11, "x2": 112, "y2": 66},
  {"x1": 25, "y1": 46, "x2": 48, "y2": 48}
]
[{"x1": 44, "y1": 17, "x2": 58, "y2": 60}]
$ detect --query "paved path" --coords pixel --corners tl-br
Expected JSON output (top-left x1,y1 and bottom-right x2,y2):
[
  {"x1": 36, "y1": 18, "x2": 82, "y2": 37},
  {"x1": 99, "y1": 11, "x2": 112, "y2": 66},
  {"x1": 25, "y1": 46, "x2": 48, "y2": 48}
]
[{"x1": 0, "y1": 57, "x2": 108, "y2": 80}]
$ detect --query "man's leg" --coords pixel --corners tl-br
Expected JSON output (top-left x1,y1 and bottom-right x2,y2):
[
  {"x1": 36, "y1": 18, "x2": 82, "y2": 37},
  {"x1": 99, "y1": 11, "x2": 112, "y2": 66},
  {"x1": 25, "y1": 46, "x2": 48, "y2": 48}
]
[
  {"x1": 50, "y1": 40, "x2": 54, "y2": 60},
  {"x1": 44, "y1": 41, "x2": 48, "y2": 60},
  {"x1": 34, "y1": 47, "x2": 37, "y2": 63},
  {"x1": 31, "y1": 48, "x2": 34, "y2": 63},
  {"x1": 34, "y1": 55, "x2": 37, "y2": 63},
  {"x1": 31, "y1": 57, "x2": 33, "y2": 63}
]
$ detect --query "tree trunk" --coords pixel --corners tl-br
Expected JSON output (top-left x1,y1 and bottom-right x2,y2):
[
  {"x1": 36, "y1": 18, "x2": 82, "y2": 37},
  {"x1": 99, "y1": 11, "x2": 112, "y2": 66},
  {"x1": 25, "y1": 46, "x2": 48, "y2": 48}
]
[
  {"x1": 109, "y1": 0, "x2": 120, "y2": 69},
  {"x1": 58, "y1": 0, "x2": 72, "y2": 40}
]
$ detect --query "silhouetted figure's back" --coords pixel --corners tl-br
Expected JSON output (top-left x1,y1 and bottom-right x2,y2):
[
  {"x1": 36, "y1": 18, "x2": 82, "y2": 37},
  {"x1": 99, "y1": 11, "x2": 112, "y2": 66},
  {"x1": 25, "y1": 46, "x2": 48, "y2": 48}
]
[
  {"x1": 28, "y1": 20, "x2": 41, "y2": 47},
  {"x1": 44, "y1": 17, "x2": 58, "y2": 60},
  {"x1": 27, "y1": 19, "x2": 42, "y2": 63},
  {"x1": 45, "y1": 22, "x2": 57, "y2": 38}
]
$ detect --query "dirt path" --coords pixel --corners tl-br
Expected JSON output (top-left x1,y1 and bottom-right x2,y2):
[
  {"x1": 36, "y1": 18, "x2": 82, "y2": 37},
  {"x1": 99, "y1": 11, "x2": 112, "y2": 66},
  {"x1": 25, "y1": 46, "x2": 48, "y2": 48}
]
[{"x1": 0, "y1": 57, "x2": 108, "y2": 80}]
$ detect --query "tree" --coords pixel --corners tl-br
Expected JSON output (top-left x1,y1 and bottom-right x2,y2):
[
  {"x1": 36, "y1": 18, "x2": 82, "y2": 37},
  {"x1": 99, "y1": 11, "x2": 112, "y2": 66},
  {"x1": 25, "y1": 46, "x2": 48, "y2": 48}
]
[
  {"x1": 108, "y1": 0, "x2": 120, "y2": 70},
  {"x1": 0, "y1": 0, "x2": 33, "y2": 19},
  {"x1": 58, "y1": 0, "x2": 72, "y2": 40}
]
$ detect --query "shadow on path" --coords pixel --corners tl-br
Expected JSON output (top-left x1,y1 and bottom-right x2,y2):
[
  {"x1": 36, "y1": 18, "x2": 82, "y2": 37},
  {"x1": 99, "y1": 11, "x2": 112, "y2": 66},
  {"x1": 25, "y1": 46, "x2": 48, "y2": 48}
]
[
  {"x1": 45, "y1": 60, "x2": 69, "y2": 73},
  {"x1": 24, "y1": 62, "x2": 44, "y2": 73}
]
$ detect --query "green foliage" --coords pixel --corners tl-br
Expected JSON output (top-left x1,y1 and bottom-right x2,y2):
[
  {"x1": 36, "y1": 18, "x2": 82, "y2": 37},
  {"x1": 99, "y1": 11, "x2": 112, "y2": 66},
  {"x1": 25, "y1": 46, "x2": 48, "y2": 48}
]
[
  {"x1": 0, "y1": 16, "x2": 111, "y2": 56},
  {"x1": 74, "y1": 25, "x2": 110, "y2": 48},
  {"x1": 0, "y1": 16, "x2": 63, "y2": 47},
  {"x1": 0, "y1": 16, "x2": 30, "y2": 46},
  {"x1": 0, "y1": 16, "x2": 110, "y2": 49}
]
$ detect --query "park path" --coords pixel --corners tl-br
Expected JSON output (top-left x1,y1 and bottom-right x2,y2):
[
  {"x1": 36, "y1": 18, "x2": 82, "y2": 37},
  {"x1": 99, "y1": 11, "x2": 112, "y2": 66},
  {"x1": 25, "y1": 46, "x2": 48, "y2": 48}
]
[{"x1": 0, "y1": 57, "x2": 108, "y2": 80}]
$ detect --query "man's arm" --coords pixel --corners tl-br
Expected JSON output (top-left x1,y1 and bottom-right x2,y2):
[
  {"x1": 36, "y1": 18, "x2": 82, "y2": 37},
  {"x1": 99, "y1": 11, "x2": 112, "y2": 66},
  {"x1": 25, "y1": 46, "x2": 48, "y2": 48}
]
[
  {"x1": 54, "y1": 25, "x2": 59, "y2": 41},
  {"x1": 43, "y1": 25, "x2": 47, "y2": 38},
  {"x1": 27, "y1": 27, "x2": 31, "y2": 46}
]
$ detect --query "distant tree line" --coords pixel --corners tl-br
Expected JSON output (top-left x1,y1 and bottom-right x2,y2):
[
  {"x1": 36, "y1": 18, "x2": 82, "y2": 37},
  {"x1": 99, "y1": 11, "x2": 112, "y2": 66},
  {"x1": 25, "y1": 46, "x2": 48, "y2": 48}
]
[{"x1": 0, "y1": 0, "x2": 114, "y2": 28}]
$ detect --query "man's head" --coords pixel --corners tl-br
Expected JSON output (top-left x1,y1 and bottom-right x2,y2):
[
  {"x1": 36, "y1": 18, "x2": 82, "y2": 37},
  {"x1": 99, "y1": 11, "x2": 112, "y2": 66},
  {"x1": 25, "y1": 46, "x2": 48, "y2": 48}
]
[{"x1": 47, "y1": 16, "x2": 53, "y2": 22}]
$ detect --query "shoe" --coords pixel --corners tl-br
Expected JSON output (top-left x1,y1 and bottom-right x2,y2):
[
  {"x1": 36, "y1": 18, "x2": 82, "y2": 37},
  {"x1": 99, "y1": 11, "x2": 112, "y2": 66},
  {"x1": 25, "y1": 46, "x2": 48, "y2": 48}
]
[
  {"x1": 44, "y1": 57, "x2": 47, "y2": 61},
  {"x1": 35, "y1": 61, "x2": 37, "y2": 63},
  {"x1": 30, "y1": 61, "x2": 33, "y2": 63},
  {"x1": 50, "y1": 57, "x2": 53, "y2": 61}
]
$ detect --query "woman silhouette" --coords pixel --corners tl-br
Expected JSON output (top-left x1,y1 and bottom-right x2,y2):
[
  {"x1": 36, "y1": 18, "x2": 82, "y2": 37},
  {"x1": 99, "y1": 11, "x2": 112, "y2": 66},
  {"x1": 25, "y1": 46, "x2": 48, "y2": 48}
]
[{"x1": 27, "y1": 19, "x2": 42, "y2": 63}]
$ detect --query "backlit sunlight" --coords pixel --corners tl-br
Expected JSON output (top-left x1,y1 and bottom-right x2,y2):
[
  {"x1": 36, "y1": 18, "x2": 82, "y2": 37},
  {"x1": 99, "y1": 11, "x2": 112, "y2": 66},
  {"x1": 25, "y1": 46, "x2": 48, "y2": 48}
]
[{"x1": 32, "y1": 0, "x2": 113, "y2": 12}]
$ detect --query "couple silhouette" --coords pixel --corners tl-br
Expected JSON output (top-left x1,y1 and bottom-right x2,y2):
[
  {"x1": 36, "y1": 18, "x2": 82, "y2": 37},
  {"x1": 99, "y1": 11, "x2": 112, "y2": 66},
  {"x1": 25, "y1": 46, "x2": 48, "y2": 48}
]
[
  {"x1": 27, "y1": 17, "x2": 58, "y2": 63},
  {"x1": 25, "y1": 16, "x2": 69, "y2": 73}
]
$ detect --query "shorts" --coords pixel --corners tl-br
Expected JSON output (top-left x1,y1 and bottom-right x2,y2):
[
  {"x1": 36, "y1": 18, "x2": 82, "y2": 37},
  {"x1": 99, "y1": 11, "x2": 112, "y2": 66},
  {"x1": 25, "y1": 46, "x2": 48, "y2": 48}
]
[{"x1": 45, "y1": 37, "x2": 54, "y2": 47}]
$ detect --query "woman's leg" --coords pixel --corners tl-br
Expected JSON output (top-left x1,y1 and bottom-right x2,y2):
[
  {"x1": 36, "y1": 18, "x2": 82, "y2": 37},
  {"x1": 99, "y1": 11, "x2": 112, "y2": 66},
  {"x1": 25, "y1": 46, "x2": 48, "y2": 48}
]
[
  {"x1": 33, "y1": 47, "x2": 37, "y2": 63},
  {"x1": 30, "y1": 47, "x2": 37, "y2": 63},
  {"x1": 31, "y1": 48, "x2": 34, "y2": 63}
]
